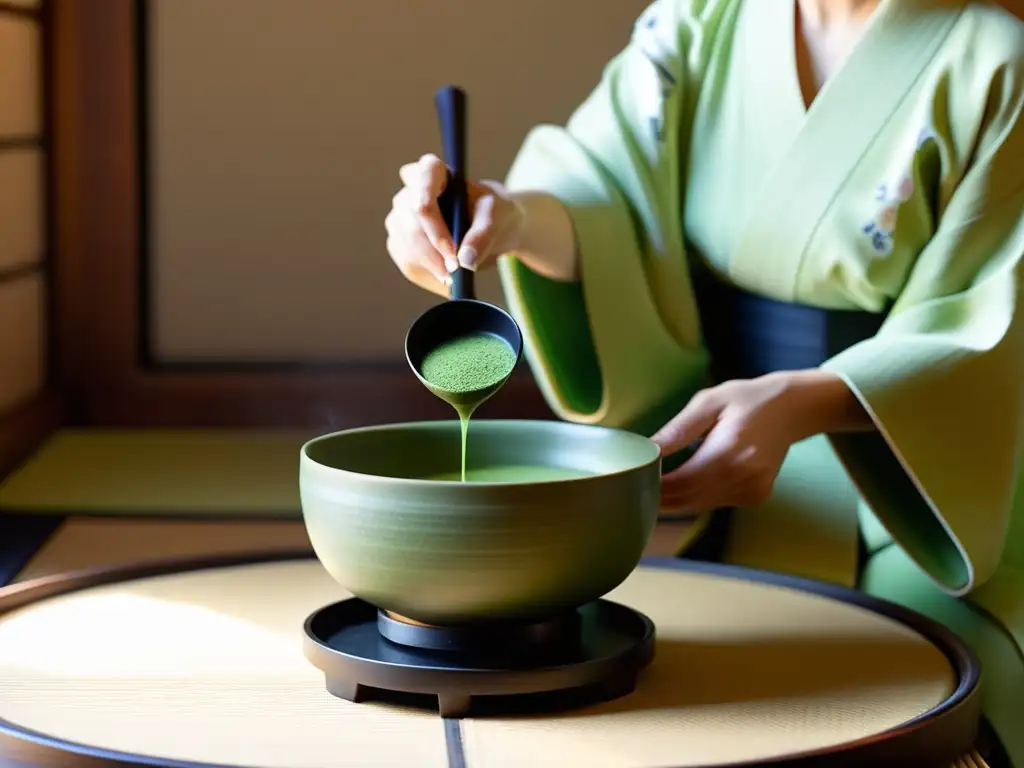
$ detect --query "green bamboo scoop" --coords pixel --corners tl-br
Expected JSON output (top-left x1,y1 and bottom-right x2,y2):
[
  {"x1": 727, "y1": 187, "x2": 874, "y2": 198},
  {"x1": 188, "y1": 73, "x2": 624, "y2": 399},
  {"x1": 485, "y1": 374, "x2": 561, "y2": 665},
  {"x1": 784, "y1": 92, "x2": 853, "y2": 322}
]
[{"x1": 405, "y1": 86, "x2": 523, "y2": 480}]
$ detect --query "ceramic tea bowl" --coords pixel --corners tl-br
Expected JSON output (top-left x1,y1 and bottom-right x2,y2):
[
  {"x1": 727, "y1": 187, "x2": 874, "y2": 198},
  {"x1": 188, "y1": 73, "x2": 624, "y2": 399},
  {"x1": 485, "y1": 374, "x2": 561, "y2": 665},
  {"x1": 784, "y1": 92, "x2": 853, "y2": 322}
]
[{"x1": 299, "y1": 419, "x2": 661, "y2": 626}]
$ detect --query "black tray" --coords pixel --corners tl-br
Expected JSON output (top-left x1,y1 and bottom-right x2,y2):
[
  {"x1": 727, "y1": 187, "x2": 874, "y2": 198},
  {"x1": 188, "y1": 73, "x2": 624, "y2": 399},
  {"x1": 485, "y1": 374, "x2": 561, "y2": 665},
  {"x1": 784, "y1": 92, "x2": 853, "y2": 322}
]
[{"x1": 303, "y1": 597, "x2": 656, "y2": 717}]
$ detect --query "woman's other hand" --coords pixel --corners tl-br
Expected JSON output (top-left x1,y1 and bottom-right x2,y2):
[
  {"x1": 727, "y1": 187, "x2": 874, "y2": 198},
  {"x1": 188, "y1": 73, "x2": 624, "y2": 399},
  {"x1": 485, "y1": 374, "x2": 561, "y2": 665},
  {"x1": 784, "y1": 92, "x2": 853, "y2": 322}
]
[
  {"x1": 384, "y1": 154, "x2": 527, "y2": 297},
  {"x1": 651, "y1": 371, "x2": 871, "y2": 512}
]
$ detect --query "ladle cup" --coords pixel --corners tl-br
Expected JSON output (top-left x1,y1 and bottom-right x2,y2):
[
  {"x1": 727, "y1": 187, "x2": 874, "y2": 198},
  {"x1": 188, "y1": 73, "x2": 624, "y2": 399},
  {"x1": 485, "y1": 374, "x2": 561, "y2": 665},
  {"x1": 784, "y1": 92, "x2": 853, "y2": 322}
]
[{"x1": 405, "y1": 85, "x2": 524, "y2": 411}]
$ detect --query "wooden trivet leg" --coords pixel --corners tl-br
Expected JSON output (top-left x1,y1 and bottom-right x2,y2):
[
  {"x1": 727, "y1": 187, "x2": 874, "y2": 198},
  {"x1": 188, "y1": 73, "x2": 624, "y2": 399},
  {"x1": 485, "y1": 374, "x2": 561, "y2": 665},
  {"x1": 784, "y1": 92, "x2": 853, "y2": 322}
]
[
  {"x1": 438, "y1": 693, "x2": 472, "y2": 718},
  {"x1": 325, "y1": 676, "x2": 366, "y2": 703}
]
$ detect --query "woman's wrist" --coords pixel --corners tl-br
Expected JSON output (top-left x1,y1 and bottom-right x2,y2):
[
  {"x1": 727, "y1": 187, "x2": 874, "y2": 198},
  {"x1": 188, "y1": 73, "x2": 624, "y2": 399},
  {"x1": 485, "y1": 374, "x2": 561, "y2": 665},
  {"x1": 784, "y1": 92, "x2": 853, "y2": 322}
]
[
  {"x1": 773, "y1": 369, "x2": 874, "y2": 440},
  {"x1": 503, "y1": 191, "x2": 579, "y2": 282}
]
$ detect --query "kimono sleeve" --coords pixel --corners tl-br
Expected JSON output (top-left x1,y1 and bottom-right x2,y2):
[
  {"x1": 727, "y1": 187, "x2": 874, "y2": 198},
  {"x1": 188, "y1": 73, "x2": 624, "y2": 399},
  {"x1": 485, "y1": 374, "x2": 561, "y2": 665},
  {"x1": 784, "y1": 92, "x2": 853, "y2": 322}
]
[
  {"x1": 496, "y1": 0, "x2": 720, "y2": 435},
  {"x1": 822, "y1": 59, "x2": 1024, "y2": 597}
]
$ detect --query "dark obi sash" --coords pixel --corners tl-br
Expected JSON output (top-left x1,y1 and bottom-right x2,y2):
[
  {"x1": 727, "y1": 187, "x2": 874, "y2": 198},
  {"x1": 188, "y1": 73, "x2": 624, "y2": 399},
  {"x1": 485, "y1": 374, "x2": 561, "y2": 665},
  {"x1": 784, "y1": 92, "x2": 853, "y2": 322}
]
[
  {"x1": 689, "y1": 262, "x2": 888, "y2": 382},
  {"x1": 678, "y1": 261, "x2": 889, "y2": 563}
]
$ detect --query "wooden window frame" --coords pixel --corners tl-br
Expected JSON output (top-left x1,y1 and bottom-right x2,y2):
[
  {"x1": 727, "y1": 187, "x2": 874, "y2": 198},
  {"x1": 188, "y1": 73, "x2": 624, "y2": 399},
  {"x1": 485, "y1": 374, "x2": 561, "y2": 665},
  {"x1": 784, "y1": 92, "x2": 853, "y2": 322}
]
[{"x1": 0, "y1": 0, "x2": 61, "y2": 477}]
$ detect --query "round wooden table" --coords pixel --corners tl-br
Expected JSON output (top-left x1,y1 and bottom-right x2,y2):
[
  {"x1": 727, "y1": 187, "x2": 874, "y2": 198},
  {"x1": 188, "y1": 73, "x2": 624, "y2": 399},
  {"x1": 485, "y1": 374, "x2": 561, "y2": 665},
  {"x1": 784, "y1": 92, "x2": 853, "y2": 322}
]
[{"x1": 0, "y1": 551, "x2": 981, "y2": 767}]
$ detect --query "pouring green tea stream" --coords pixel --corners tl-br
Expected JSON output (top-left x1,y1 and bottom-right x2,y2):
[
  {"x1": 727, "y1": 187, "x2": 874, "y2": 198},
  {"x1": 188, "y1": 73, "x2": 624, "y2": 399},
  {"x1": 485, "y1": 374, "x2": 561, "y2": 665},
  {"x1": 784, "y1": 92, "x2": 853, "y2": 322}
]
[
  {"x1": 419, "y1": 331, "x2": 518, "y2": 479},
  {"x1": 405, "y1": 86, "x2": 524, "y2": 479}
]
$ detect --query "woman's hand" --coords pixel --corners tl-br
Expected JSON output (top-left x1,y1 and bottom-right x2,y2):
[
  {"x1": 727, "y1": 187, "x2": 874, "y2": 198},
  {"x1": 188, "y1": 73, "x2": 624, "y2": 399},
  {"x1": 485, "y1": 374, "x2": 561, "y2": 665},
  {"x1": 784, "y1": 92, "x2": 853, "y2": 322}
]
[
  {"x1": 384, "y1": 154, "x2": 527, "y2": 298},
  {"x1": 652, "y1": 370, "x2": 870, "y2": 512}
]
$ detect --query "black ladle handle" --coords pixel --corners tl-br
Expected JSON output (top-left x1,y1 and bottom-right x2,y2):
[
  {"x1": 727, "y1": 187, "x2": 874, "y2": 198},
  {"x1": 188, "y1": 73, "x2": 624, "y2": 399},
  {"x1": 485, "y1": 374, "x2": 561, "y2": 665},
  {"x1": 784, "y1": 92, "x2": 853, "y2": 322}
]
[{"x1": 434, "y1": 85, "x2": 475, "y2": 301}]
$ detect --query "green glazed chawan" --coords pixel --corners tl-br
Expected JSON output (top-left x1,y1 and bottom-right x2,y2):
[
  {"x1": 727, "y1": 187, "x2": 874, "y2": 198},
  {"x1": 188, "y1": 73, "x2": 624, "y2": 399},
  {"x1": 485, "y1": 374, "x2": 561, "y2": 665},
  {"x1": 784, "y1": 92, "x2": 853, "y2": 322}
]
[{"x1": 299, "y1": 419, "x2": 661, "y2": 626}]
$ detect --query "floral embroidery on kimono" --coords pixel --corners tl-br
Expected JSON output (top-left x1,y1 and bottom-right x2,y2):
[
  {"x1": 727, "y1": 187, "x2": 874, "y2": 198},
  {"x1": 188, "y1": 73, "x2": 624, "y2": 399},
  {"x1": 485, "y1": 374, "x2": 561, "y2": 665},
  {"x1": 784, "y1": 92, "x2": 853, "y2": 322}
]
[
  {"x1": 634, "y1": 2, "x2": 679, "y2": 143},
  {"x1": 860, "y1": 125, "x2": 936, "y2": 255}
]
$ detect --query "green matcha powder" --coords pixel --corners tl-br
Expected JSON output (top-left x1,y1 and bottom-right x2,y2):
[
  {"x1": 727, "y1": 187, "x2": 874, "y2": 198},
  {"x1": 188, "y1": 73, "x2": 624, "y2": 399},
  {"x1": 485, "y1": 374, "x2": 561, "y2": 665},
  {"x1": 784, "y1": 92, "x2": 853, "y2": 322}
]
[{"x1": 420, "y1": 333, "x2": 517, "y2": 394}]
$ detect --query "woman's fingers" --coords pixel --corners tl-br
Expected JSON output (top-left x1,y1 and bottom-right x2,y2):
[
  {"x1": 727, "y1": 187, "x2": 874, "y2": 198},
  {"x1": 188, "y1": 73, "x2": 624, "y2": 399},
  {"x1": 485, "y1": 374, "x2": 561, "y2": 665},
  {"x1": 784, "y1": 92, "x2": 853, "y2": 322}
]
[
  {"x1": 390, "y1": 252, "x2": 450, "y2": 298},
  {"x1": 387, "y1": 155, "x2": 518, "y2": 293},
  {"x1": 651, "y1": 389, "x2": 722, "y2": 455},
  {"x1": 457, "y1": 193, "x2": 496, "y2": 270},
  {"x1": 650, "y1": 390, "x2": 724, "y2": 511},
  {"x1": 660, "y1": 433, "x2": 729, "y2": 504},
  {"x1": 402, "y1": 263, "x2": 451, "y2": 298},
  {"x1": 385, "y1": 210, "x2": 450, "y2": 288},
  {"x1": 660, "y1": 424, "x2": 777, "y2": 511},
  {"x1": 457, "y1": 181, "x2": 526, "y2": 271},
  {"x1": 398, "y1": 154, "x2": 456, "y2": 269}
]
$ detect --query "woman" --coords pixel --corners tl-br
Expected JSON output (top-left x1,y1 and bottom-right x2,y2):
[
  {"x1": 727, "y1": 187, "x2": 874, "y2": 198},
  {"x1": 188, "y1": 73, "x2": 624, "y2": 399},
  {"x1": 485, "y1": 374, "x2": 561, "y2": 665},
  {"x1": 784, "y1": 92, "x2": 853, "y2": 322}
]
[{"x1": 385, "y1": 0, "x2": 1024, "y2": 762}]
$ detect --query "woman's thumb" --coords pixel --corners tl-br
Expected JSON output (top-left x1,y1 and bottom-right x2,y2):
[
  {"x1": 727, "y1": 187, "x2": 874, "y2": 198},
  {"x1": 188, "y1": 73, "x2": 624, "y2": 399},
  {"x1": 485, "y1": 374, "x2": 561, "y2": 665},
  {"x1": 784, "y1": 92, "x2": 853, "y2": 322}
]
[
  {"x1": 651, "y1": 391, "x2": 721, "y2": 455},
  {"x1": 456, "y1": 194, "x2": 497, "y2": 271}
]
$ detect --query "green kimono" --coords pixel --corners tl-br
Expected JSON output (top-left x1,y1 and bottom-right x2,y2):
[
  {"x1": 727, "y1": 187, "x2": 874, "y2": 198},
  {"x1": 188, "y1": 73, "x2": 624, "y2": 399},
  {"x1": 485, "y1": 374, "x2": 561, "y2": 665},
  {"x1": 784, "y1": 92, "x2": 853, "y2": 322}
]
[{"x1": 497, "y1": 0, "x2": 1024, "y2": 761}]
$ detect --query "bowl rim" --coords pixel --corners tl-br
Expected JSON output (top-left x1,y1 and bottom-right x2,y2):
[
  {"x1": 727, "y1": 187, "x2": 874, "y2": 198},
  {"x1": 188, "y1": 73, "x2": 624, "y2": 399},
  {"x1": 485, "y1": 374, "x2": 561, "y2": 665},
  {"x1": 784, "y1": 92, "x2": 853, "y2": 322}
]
[{"x1": 300, "y1": 419, "x2": 661, "y2": 488}]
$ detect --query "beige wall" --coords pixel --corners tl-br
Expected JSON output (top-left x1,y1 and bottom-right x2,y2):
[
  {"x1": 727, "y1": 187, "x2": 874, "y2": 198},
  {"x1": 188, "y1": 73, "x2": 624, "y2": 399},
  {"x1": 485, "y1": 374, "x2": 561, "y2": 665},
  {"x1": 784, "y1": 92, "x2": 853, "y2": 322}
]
[
  {"x1": 148, "y1": 0, "x2": 649, "y2": 364},
  {"x1": 0, "y1": 4, "x2": 46, "y2": 415}
]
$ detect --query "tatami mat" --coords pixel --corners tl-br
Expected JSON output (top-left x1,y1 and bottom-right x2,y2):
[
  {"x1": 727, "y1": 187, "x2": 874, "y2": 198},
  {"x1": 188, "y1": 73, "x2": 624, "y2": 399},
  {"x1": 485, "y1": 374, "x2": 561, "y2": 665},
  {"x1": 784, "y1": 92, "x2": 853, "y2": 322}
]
[
  {"x1": 3, "y1": 520, "x2": 989, "y2": 767},
  {"x1": 0, "y1": 429, "x2": 314, "y2": 517},
  {"x1": 0, "y1": 561, "x2": 961, "y2": 768},
  {"x1": 13, "y1": 518, "x2": 313, "y2": 582},
  {"x1": 0, "y1": 560, "x2": 451, "y2": 768},
  {"x1": 459, "y1": 568, "x2": 959, "y2": 767}
]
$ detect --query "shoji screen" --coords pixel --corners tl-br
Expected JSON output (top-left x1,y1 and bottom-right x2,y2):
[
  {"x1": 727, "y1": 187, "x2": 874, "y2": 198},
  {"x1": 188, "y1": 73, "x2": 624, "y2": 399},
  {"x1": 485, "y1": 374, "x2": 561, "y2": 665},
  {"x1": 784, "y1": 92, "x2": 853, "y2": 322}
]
[{"x1": 145, "y1": 0, "x2": 648, "y2": 364}]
